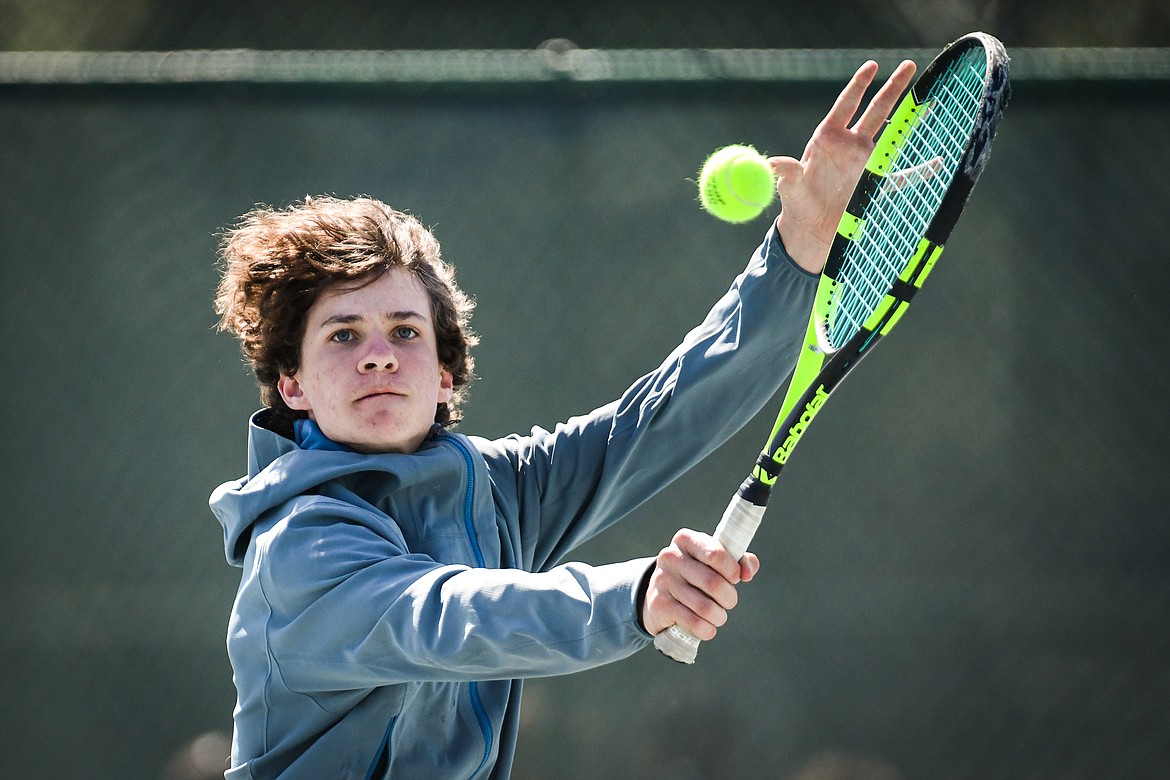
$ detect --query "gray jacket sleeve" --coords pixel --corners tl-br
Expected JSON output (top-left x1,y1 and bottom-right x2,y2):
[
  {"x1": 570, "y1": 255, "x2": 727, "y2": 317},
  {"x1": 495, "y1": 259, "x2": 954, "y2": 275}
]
[{"x1": 475, "y1": 225, "x2": 818, "y2": 571}]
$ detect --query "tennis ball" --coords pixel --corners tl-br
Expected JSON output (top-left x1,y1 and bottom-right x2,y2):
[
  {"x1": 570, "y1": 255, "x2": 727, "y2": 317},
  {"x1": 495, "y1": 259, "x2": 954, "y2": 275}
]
[{"x1": 698, "y1": 144, "x2": 776, "y2": 223}]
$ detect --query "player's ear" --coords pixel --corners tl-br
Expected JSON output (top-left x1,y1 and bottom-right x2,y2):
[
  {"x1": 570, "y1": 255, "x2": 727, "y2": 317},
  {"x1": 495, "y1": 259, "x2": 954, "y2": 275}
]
[
  {"x1": 278, "y1": 374, "x2": 313, "y2": 412},
  {"x1": 437, "y1": 368, "x2": 454, "y2": 405}
]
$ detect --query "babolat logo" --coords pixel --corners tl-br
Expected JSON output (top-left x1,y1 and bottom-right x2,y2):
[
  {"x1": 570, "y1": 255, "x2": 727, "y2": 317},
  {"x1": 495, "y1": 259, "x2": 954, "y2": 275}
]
[{"x1": 775, "y1": 386, "x2": 829, "y2": 465}]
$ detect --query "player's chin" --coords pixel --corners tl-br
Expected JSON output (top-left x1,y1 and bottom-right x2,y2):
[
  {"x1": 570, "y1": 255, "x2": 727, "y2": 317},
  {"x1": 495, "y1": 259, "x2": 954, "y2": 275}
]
[{"x1": 358, "y1": 421, "x2": 429, "y2": 455}]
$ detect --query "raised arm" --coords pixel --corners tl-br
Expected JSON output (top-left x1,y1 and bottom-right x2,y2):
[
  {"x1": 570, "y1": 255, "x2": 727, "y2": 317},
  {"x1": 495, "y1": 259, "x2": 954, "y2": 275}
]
[{"x1": 476, "y1": 61, "x2": 919, "y2": 583}]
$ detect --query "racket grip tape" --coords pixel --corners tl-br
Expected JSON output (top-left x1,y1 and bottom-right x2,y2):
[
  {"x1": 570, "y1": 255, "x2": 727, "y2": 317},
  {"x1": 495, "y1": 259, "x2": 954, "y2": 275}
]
[{"x1": 653, "y1": 494, "x2": 767, "y2": 664}]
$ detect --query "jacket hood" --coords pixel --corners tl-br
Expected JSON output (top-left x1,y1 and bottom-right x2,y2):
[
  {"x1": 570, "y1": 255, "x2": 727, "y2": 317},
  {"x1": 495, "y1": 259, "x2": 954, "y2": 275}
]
[{"x1": 209, "y1": 410, "x2": 450, "y2": 567}]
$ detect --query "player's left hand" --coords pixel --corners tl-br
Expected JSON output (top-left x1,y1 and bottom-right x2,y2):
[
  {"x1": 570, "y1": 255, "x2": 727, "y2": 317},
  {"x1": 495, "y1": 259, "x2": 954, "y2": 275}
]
[{"x1": 772, "y1": 59, "x2": 917, "y2": 274}]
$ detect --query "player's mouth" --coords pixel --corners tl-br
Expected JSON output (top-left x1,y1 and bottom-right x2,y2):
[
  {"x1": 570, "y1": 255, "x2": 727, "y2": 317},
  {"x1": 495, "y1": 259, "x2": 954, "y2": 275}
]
[{"x1": 356, "y1": 389, "x2": 404, "y2": 403}]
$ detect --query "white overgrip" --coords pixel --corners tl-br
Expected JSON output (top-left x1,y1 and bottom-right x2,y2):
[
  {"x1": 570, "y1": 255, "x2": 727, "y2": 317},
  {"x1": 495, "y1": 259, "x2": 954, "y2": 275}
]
[
  {"x1": 653, "y1": 493, "x2": 766, "y2": 664},
  {"x1": 713, "y1": 493, "x2": 766, "y2": 560}
]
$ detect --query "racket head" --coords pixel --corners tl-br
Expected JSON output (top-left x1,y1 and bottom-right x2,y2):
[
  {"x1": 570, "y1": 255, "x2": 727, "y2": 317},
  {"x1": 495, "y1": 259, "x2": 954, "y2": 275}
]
[
  {"x1": 816, "y1": 32, "x2": 1010, "y2": 355},
  {"x1": 756, "y1": 33, "x2": 1009, "y2": 480}
]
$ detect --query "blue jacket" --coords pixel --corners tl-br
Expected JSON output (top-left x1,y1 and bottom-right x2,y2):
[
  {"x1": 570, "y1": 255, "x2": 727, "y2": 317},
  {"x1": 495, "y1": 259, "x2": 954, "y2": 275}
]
[{"x1": 210, "y1": 227, "x2": 815, "y2": 779}]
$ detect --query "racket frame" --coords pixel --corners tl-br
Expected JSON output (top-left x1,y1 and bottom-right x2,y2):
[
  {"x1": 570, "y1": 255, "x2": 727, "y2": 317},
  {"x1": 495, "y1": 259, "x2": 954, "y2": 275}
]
[{"x1": 654, "y1": 32, "x2": 1009, "y2": 664}]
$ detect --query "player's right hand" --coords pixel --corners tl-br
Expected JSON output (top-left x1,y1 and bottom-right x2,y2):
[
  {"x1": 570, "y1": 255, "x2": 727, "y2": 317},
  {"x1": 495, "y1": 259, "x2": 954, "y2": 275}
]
[{"x1": 641, "y1": 528, "x2": 759, "y2": 640}]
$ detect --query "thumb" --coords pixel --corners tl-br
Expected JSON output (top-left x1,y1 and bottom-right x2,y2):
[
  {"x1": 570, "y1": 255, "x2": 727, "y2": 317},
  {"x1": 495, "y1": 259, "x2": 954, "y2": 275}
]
[
  {"x1": 739, "y1": 552, "x2": 761, "y2": 582},
  {"x1": 768, "y1": 156, "x2": 803, "y2": 197}
]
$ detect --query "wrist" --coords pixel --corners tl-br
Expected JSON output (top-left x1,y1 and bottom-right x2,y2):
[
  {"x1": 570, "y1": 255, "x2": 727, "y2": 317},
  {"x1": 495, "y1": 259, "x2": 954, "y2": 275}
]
[
  {"x1": 774, "y1": 213, "x2": 830, "y2": 275},
  {"x1": 635, "y1": 561, "x2": 657, "y2": 636}
]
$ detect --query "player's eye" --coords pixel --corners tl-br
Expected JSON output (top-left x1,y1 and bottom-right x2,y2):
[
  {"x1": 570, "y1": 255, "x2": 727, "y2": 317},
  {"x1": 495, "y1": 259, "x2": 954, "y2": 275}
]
[
  {"x1": 393, "y1": 325, "x2": 419, "y2": 340},
  {"x1": 329, "y1": 329, "x2": 356, "y2": 344}
]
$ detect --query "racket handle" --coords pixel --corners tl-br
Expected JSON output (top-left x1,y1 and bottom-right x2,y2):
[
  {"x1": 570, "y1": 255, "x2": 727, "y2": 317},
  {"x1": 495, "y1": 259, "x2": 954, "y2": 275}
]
[{"x1": 653, "y1": 493, "x2": 766, "y2": 664}]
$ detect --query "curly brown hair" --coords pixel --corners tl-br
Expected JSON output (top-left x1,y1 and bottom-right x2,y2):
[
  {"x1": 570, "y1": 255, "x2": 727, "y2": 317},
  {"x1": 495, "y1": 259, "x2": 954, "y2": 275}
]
[{"x1": 215, "y1": 196, "x2": 477, "y2": 434}]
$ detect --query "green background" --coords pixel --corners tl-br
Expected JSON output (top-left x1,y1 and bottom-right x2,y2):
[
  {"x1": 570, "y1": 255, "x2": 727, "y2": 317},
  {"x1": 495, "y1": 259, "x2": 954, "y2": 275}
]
[{"x1": 2, "y1": 2, "x2": 1168, "y2": 778}]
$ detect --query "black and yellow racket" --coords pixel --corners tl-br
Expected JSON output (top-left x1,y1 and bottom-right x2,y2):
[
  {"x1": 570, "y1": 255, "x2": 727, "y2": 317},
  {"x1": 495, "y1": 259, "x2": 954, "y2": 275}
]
[{"x1": 655, "y1": 32, "x2": 1010, "y2": 664}]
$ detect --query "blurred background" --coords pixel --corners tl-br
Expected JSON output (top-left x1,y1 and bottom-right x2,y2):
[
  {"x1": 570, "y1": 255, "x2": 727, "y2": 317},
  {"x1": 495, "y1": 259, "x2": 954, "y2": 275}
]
[{"x1": 1, "y1": 1, "x2": 1168, "y2": 778}]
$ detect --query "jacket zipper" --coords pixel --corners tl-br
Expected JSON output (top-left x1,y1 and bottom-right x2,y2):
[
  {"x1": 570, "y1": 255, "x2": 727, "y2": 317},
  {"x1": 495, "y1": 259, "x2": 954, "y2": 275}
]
[
  {"x1": 441, "y1": 432, "x2": 493, "y2": 776},
  {"x1": 363, "y1": 716, "x2": 396, "y2": 780},
  {"x1": 446, "y1": 433, "x2": 486, "y2": 567}
]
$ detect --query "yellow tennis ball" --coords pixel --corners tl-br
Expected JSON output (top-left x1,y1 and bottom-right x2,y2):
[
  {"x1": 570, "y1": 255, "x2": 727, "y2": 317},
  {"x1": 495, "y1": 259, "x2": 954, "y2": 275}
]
[{"x1": 698, "y1": 144, "x2": 776, "y2": 223}]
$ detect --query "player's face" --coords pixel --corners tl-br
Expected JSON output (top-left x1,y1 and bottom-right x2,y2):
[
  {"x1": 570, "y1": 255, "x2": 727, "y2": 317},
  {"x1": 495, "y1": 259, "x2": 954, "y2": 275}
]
[{"x1": 278, "y1": 268, "x2": 453, "y2": 454}]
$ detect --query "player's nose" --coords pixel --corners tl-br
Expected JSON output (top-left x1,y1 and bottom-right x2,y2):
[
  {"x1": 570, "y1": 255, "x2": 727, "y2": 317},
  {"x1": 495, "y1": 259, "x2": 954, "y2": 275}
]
[{"x1": 358, "y1": 336, "x2": 398, "y2": 373}]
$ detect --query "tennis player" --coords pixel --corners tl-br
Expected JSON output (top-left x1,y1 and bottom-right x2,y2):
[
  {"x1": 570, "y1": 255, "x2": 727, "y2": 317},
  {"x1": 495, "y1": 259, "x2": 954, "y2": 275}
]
[{"x1": 211, "y1": 60, "x2": 914, "y2": 779}]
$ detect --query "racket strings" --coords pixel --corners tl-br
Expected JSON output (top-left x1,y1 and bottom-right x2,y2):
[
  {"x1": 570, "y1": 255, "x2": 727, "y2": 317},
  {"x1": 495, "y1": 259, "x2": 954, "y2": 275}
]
[{"x1": 828, "y1": 48, "x2": 987, "y2": 349}]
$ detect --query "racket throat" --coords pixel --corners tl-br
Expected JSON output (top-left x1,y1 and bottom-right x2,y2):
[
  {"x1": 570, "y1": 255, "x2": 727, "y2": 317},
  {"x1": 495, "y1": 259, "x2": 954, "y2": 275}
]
[{"x1": 739, "y1": 460, "x2": 777, "y2": 506}]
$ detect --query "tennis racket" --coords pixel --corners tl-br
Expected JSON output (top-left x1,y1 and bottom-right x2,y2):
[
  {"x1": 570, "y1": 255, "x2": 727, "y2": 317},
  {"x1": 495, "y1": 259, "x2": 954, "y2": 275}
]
[{"x1": 655, "y1": 32, "x2": 1010, "y2": 664}]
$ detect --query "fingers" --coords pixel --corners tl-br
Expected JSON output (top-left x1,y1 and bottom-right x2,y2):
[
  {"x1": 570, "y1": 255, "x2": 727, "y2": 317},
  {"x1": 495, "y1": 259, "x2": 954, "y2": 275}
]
[
  {"x1": 822, "y1": 60, "x2": 880, "y2": 129},
  {"x1": 659, "y1": 575, "x2": 730, "y2": 641},
  {"x1": 671, "y1": 528, "x2": 743, "y2": 586},
  {"x1": 852, "y1": 59, "x2": 917, "y2": 139},
  {"x1": 822, "y1": 59, "x2": 917, "y2": 140}
]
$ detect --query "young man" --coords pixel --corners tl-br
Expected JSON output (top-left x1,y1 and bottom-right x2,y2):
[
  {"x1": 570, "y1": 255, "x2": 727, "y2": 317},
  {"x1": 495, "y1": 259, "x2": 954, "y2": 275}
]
[{"x1": 211, "y1": 60, "x2": 915, "y2": 779}]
